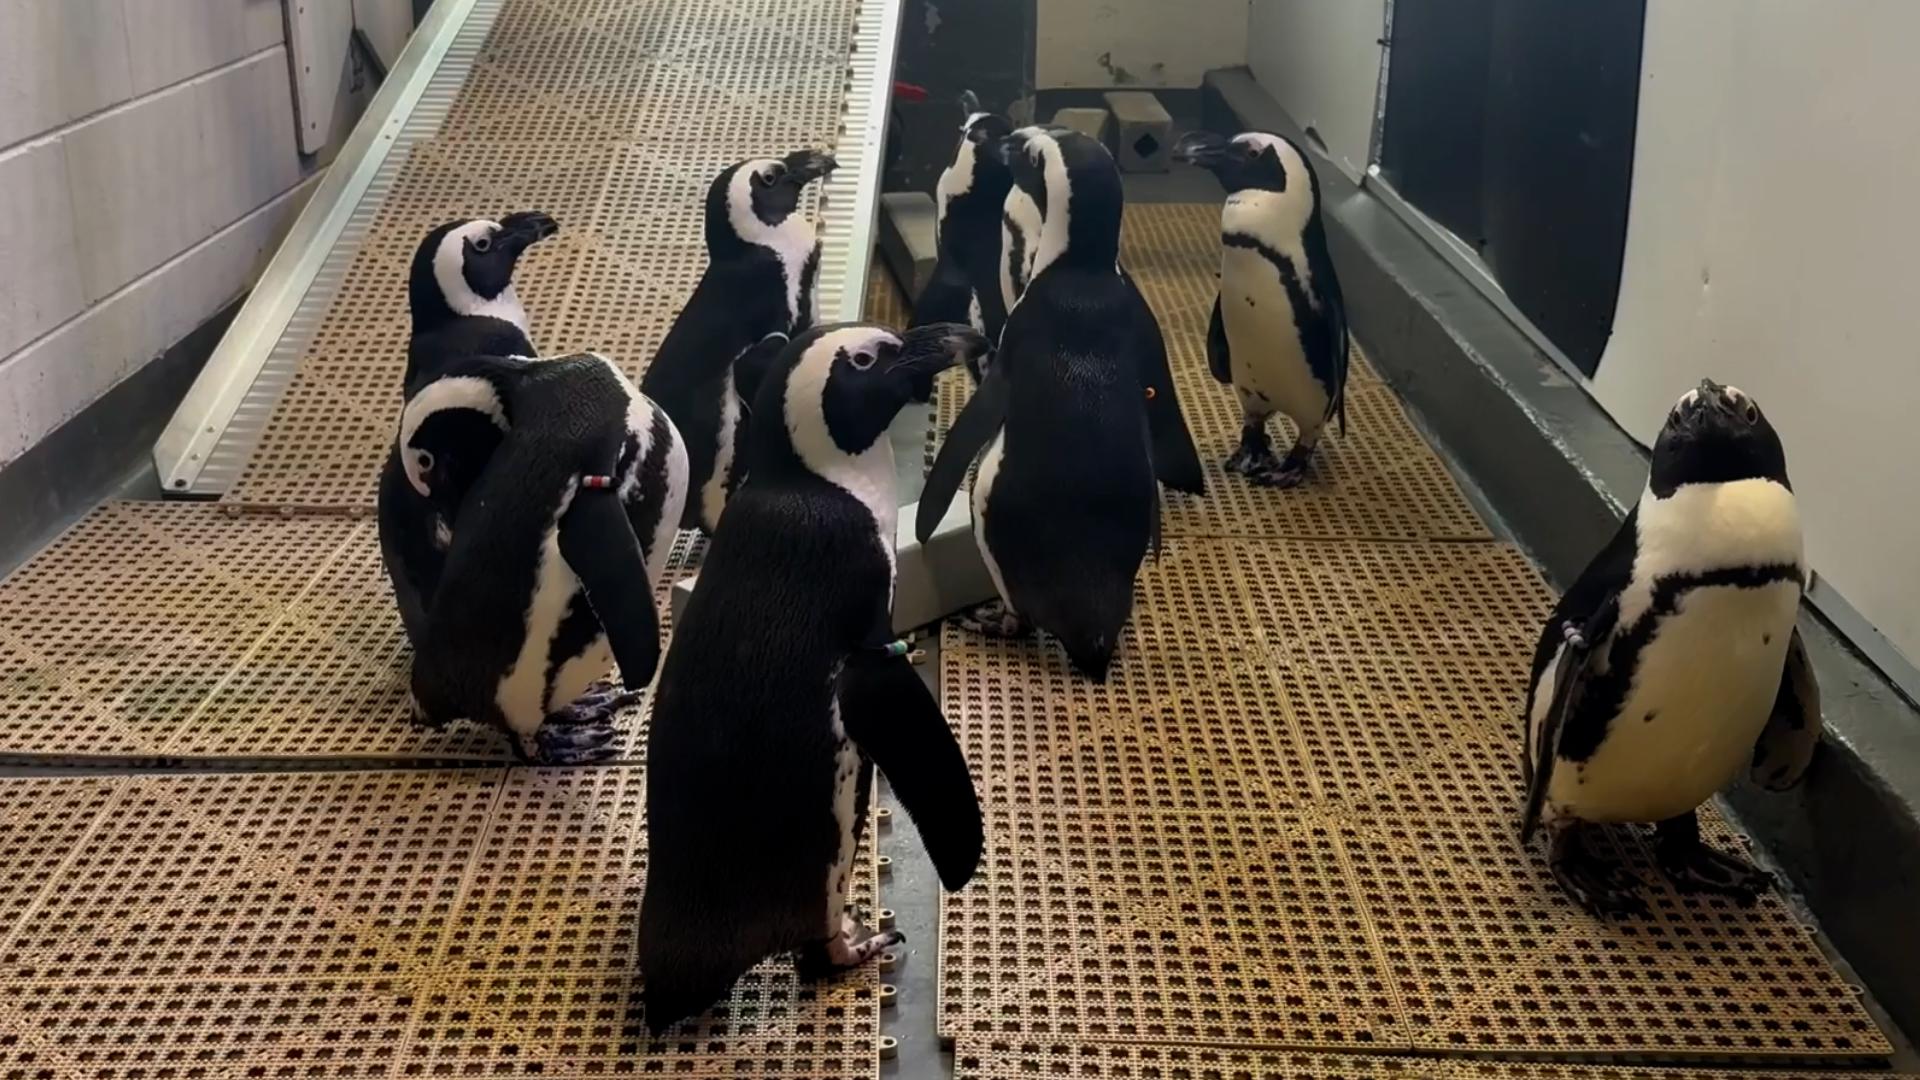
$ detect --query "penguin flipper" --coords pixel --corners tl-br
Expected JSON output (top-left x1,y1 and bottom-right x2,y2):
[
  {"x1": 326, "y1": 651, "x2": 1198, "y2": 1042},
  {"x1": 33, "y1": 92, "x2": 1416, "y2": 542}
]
[
  {"x1": 916, "y1": 364, "x2": 1010, "y2": 543},
  {"x1": 839, "y1": 651, "x2": 984, "y2": 890},
  {"x1": 1325, "y1": 288, "x2": 1350, "y2": 438},
  {"x1": 1206, "y1": 295, "x2": 1233, "y2": 385},
  {"x1": 557, "y1": 485, "x2": 662, "y2": 690},
  {"x1": 1521, "y1": 596, "x2": 1619, "y2": 844},
  {"x1": 910, "y1": 255, "x2": 976, "y2": 328},
  {"x1": 1123, "y1": 267, "x2": 1205, "y2": 496},
  {"x1": 1751, "y1": 626, "x2": 1822, "y2": 791}
]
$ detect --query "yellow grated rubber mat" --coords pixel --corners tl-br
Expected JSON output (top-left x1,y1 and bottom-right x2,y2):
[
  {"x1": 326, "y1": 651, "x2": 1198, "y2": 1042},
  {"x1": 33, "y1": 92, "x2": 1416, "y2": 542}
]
[
  {"x1": 921, "y1": 204, "x2": 1488, "y2": 542},
  {"x1": 0, "y1": 768, "x2": 879, "y2": 1079},
  {"x1": 936, "y1": 537, "x2": 1891, "y2": 1062},
  {"x1": 952, "y1": 1039, "x2": 1915, "y2": 1079},
  {"x1": 0, "y1": 502, "x2": 704, "y2": 762},
  {"x1": 230, "y1": 0, "x2": 861, "y2": 510},
  {"x1": 866, "y1": 263, "x2": 911, "y2": 326}
]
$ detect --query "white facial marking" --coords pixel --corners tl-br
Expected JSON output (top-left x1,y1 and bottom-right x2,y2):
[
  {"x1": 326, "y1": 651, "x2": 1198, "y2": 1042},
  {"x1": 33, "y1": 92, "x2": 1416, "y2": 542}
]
[
  {"x1": 495, "y1": 486, "x2": 582, "y2": 734},
  {"x1": 784, "y1": 327, "x2": 903, "y2": 593},
  {"x1": 432, "y1": 220, "x2": 529, "y2": 330},
  {"x1": 1000, "y1": 183, "x2": 1042, "y2": 314},
  {"x1": 1025, "y1": 130, "x2": 1075, "y2": 283},
  {"x1": 726, "y1": 161, "x2": 817, "y2": 328},
  {"x1": 397, "y1": 375, "x2": 508, "y2": 496}
]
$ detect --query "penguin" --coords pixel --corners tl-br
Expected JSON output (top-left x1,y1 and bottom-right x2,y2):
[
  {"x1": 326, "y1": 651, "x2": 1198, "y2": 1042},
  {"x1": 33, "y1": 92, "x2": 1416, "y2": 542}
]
[
  {"x1": 917, "y1": 127, "x2": 1163, "y2": 680},
  {"x1": 399, "y1": 353, "x2": 689, "y2": 762},
  {"x1": 641, "y1": 150, "x2": 838, "y2": 533},
  {"x1": 1521, "y1": 379, "x2": 1822, "y2": 917},
  {"x1": 911, "y1": 91, "x2": 1015, "y2": 362},
  {"x1": 991, "y1": 123, "x2": 1205, "y2": 495},
  {"x1": 379, "y1": 211, "x2": 559, "y2": 653},
  {"x1": 639, "y1": 322, "x2": 987, "y2": 1032},
  {"x1": 1173, "y1": 130, "x2": 1348, "y2": 488}
]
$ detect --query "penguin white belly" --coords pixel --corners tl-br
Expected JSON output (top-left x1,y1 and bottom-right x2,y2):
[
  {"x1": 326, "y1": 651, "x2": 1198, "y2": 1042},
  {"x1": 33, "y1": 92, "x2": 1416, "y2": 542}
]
[
  {"x1": 496, "y1": 527, "x2": 593, "y2": 735},
  {"x1": 1551, "y1": 581, "x2": 1799, "y2": 823},
  {"x1": 970, "y1": 429, "x2": 1014, "y2": 611},
  {"x1": 1220, "y1": 250, "x2": 1326, "y2": 427}
]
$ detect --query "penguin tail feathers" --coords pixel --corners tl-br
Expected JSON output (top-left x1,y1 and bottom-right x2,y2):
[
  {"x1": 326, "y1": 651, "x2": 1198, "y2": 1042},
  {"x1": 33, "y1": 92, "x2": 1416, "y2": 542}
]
[
  {"x1": 840, "y1": 652, "x2": 984, "y2": 891},
  {"x1": 637, "y1": 905, "x2": 765, "y2": 1036},
  {"x1": 1061, "y1": 633, "x2": 1119, "y2": 683}
]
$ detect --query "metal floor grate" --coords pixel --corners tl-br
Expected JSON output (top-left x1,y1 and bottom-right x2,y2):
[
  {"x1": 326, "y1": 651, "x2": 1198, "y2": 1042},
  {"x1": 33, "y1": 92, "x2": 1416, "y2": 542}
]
[
  {"x1": 0, "y1": 769, "x2": 879, "y2": 1079},
  {"x1": 932, "y1": 203, "x2": 1893, "y2": 1066}
]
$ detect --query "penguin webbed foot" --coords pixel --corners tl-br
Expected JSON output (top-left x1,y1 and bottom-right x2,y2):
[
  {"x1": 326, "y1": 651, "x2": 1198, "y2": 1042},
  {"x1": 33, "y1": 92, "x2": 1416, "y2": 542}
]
[
  {"x1": 1246, "y1": 445, "x2": 1314, "y2": 489},
  {"x1": 956, "y1": 600, "x2": 1031, "y2": 640},
  {"x1": 407, "y1": 693, "x2": 455, "y2": 730},
  {"x1": 519, "y1": 682, "x2": 638, "y2": 764},
  {"x1": 794, "y1": 915, "x2": 905, "y2": 981},
  {"x1": 1224, "y1": 426, "x2": 1272, "y2": 475},
  {"x1": 1549, "y1": 825, "x2": 1648, "y2": 919},
  {"x1": 1655, "y1": 813, "x2": 1774, "y2": 905}
]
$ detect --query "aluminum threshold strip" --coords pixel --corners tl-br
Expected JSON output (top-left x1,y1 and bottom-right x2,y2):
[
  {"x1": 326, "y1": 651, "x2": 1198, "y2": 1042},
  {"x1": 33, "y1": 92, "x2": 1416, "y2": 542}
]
[
  {"x1": 153, "y1": 0, "x2": 499, "y2": 496},
  {"x1": 817, "y1": 0, "x2": 905, "y2": 324}
]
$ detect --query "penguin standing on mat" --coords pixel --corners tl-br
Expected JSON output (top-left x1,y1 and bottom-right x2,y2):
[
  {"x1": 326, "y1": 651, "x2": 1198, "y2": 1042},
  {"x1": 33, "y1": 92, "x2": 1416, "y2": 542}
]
[
  {"x1": 641, "y1": 150, "x2": 837, "y2": 533},
  {"x1": 397, "y1": 353, "x2": 688, "y2": 762},
  {"x1": 1521, "y1": 379, "x2": 1821, "y2": 917},
  {"x1": 640, "y1": 322, "x2": 987, "y2": 1032},
  {"x1": 917, "y1": 127, "x2": 1165, "y2": 680},
  {"x1": 912, "y1": 91, "x2": 1015, "y2": 355},
  {"x1": 380, "y1": 212, "x2": 558, "y2": 656},
  {"x1": 1174, "y1": 130, "x2": 1348, "y2": 487}
]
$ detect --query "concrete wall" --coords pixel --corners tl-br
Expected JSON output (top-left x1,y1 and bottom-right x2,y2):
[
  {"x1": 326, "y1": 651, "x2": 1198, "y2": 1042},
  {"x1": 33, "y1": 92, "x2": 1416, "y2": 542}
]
[
  {"x1": 0, "y1": 1, "x2": 382, "y2": 468},
  {"x1": 1591, "y1": 0, "x2": 1920, "y2": 667},
  {"x1": 1036, "y1": 0, "x2": 1248, "y2": 89},
  {"x1": 1246, "y1": 0, "x2": 1386, "y2": 182}
]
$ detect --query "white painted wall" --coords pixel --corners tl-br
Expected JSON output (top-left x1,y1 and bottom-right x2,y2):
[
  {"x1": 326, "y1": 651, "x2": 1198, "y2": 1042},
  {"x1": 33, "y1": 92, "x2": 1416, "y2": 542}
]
[
  {"x1": 1246, "y1": 0, "x2": 1385, "y2": 182},
  {"x1": 0, "y1": 0, "x2": 398, "y2": 468},
  {"x1": 1037, "y1": 0, "x2": 1249, "y2": 89},
  {"x1": 1593, "y1": 0, "x2": 1920, "y2": 664}
]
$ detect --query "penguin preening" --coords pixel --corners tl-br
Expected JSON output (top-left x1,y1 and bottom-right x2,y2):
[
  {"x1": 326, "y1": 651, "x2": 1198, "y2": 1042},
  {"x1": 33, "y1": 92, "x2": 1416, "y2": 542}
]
[
  {"x1": 379, "y1": 212, "x2": 558, "y2": 657},
  {"x1": 1521, "y1": 379, "x2": 1821, "y2": 918},
  {"x1": 398, "y1": 353, "x2": 689, "y2": 763},
  {"x1": 640, "y1": 323, "x2": 987, "y2": 1033},
  {"x1": 918, "y1": 127, "x2": 1166, "y2": 681},
  {"x1": 991, "y1": 122, "x2": 1205, "y2": 496},
  {"x1": 641, "y1": 150, "x2": 837, "y2": 534},
  {"x1": 912, "y1": 91, "x2": 1015, "y2": 364},
  {"x1": 1174, "y1": 130, "x2": 1348, "y2": 488}
]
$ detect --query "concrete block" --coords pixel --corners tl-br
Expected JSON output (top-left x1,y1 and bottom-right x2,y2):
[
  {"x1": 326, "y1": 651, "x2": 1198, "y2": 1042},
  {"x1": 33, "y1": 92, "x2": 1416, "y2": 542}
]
[
  {"x1": 1104, "y1": 90, "x2": 1174, "y2": 173},
  {"x1": 0, "y1": 139, "x2": 87, "y2": 357},
  {"x1": 124, "y1": 0, "x2": 262, "y2": 96},
  {"x1": 1051, "y1": 107, "x2": 1110, "y2": 144},
  {"x1": 0, "y1": 0, "x2": 133, "y2": 148},
  {"x1": 671, "y1": 496, "x2": 995, "y2": 637},
  {"x1": 65, "y1": 81, "x2": 209, "y2": 300},
  {"x1": 880, "y1": 191, "x2": 938, "y2": 302},
  {"x1": 194, "y1": 51, "x2": 303, "y2": 234}
]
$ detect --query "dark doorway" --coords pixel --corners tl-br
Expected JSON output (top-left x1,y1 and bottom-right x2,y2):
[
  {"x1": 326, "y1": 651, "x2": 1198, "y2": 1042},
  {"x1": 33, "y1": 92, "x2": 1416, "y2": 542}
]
[{"x1": 1377, "y1": 0, "x2": 1647, "y2": 376}]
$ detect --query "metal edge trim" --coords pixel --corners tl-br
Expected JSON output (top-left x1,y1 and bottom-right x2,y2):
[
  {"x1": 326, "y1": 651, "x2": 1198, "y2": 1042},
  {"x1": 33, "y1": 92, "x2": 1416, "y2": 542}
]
[
  {"x1": 153, "y1": 0, "x2": 487, "y2": 493},
  {"x1": 817, "y1": 0, "x2": 906, "y2": 324}
]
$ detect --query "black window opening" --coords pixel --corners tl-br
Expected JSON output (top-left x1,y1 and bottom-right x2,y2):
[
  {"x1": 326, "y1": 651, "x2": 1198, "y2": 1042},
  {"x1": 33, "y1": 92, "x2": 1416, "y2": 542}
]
[{"x1": 1376, "y1": 0, "x2": 1647, "y2": 377}]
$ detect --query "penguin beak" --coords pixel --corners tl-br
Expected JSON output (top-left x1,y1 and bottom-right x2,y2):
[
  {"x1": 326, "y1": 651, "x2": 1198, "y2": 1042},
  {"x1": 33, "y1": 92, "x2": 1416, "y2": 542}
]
[
  {"x1": 495, "y1": 210, "x2": 559, "y2": 255},
  {"x1": 780, "y1": 151, "x2": 838, "y2": 185},
  {"x1": 1172, "y1": 131, "x2": 1232, "y2": 168},
  {"x1": 898, "y1": 323, "x2": 990, "y2": 377}
]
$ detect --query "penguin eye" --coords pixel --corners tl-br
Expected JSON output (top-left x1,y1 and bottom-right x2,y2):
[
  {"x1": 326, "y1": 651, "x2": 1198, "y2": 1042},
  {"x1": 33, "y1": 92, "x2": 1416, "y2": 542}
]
[
  {"x1": 472, "y1": 234, "x2": 492, "y2": 254},
  {"x1": 1742, "y1": 401, "x2": 1759, "y2": 424},
  {"x1": 848, "y1": 351, "x2": 876, "y2": 371},
  {"x1": 415, "y1": 449, "x2": 435, "y2": 474}
]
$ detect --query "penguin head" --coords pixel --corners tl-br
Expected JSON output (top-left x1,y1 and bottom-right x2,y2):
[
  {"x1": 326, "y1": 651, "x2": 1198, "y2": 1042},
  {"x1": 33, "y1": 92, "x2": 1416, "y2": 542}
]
[
  {"x1": 770, "y1": 323, "x2": 990, "y2": 461},
  {"x1": 1173, "y1": 131, "x2": 1303, "y2": 195},
  {"x1": 1650, "y1": 378, "x2": 1791, "y2": 494},
  {"x1": 997, "y1": 126, "x2": 1122, "y2": 272},
  {"x1": 709, "y1": 150, "x2": 838, "y2": 252},
  {"x1": 397, "y1": 369, "x2": 514, "y2": 511},
  {"x1": 409, "y1": 211, "x2": 558, "y2": 329},
  {"x1": 956, "y1": 93, "x2": 1014, "y2": 156}
]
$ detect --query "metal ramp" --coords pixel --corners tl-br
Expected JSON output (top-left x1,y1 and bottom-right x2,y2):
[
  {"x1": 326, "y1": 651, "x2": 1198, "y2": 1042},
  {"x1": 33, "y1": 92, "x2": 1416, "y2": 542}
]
[{"x1": 0, "y1": 0, "x2": 1904, "y2": 1075}]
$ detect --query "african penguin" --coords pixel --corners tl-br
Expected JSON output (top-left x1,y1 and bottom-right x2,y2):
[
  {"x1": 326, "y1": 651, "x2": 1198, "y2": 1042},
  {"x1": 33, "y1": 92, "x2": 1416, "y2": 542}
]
[
  {"x1": 918, "y1": 127, "x2": 1164, "y2": 681},
  {"x1": 640, "y1": 323, "x2": 987, "y2": 1033},
  {"x1": 641, "y1": 150, "x2": 837, "y2": 534},
  {"x1": 400, "y1": 353, "x2": 689, "y2": 763},
  {"x1": 912, "y1": 90, "x2": 1015, "y2": 365},
  {"x1": 1174, "y1": 130, "x2": 1348, "y2": 488},
  {"x1": 1521, "y1": 379, "x2": 1821, "y2": 918},
  {"x1": 379, "y1": 212, "x2": 558, "y2": 655}
]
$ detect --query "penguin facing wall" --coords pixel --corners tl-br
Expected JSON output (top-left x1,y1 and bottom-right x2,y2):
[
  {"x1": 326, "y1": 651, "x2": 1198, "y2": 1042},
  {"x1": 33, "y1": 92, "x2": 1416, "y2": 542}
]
[
  {"x1": 398, "y1": 353, "x2": 688, "y2": 762},
  {"x1": 1175, "y1": 131, "x2": 1349, "y2": 488},
  {"x1": 641, "y1": 150, "x2": 837, "y2": 534},
  {"x1": 918, "y1": 128, "x2": 1165, "y2": 681},
  {"x1": 640, "y1": 323, "x2": 987, "y2": 1033},
  {"x1": 912, "y1": 90, "x2": 1015, "y2": 361},
  {"x1": 379, "y1": 213, "x2": 558, "y2": 655},
  {"x1": 1522, "y1": 379, "x2": 1820, "y2": 917}
]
